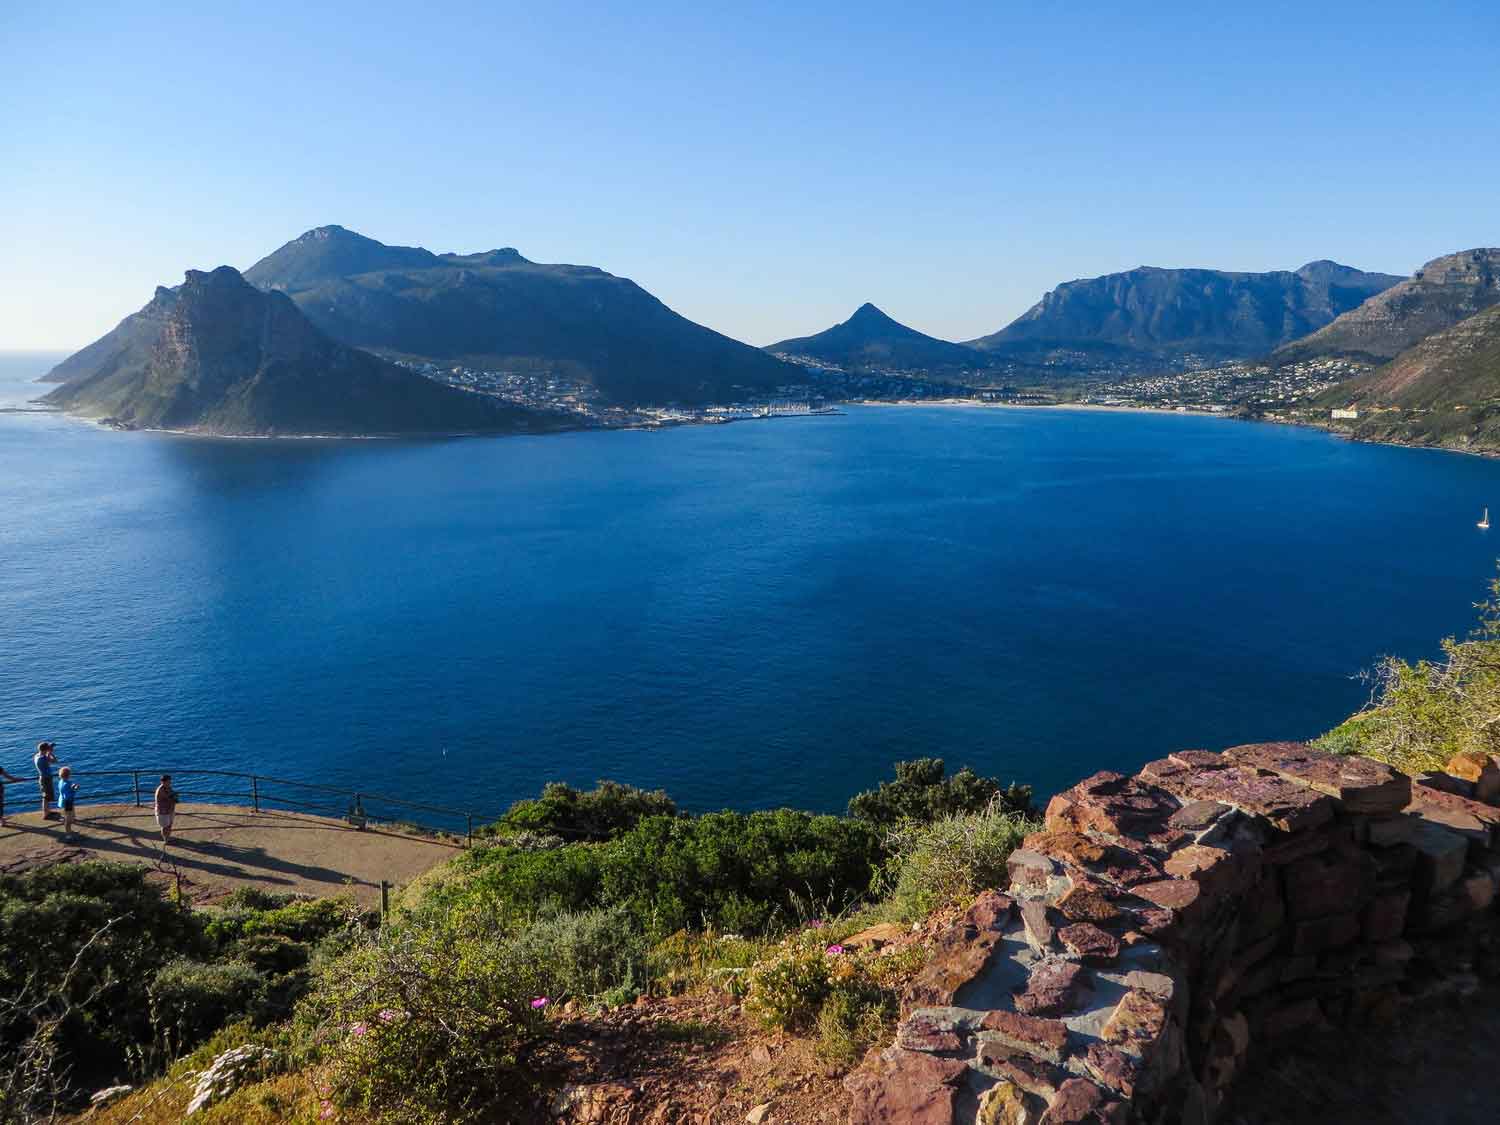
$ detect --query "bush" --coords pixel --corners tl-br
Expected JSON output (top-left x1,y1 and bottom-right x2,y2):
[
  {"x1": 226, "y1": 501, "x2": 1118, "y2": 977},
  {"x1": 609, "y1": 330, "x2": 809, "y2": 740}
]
[
  {"x1": 149, "y1": 959, "x2": 265, "y2": 1055},
  {"x1": 205, "y1": 895, "x2": 358, "y2": 948},
  {"x1": 309, "y1": 912, "x2": 547, "y2": 1123},
  {"x1": 744, "y1": 934, "x2": 834, "y2": 1031},
  {"x1": 816, "y1": 987, "x2": 890, "y2": 1067},
  {"x1": 490, "y1": 780, "x2": 678, "y2": 842},
  {"x1": 506, "y1": 906, "x2": 648, "y2": 1000},
  {"x1": 848, "y1": 758, "x2": 1034, "y2": 828},
  {"x1": 1316, "y1": 573, "x2": 1500, "y2": 775},
  {"x1": 883, "y1": 805, "x2": 1038, "y2": 921},
  {"x1": 455, "y1": 809, "x2": 882, "y2": 939}
]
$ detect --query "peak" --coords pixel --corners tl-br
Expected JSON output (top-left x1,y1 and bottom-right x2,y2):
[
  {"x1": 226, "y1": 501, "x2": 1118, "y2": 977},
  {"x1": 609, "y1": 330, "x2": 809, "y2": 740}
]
[
  {"x1": 299, "y1": 225, "x2": 361, "y2": 241},
  {"x1": 849, "y1": 302, "x2": 894, "y2": 322},
  {"x1": 183, "y1": 265, "x2": 250, "y2": 287}
]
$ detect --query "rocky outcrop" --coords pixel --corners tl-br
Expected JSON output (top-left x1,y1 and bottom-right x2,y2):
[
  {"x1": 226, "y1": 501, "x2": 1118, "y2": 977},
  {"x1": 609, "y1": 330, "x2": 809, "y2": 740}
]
[{"x1": 847, "y1": 742, "x2": 1500, "y2": 1124}]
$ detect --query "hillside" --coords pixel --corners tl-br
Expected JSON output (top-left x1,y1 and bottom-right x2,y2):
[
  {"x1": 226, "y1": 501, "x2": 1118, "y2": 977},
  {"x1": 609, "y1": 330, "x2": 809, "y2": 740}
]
[
  {"x1": 969, "y1": 260, "x2": 1402, "y2": 370},
  {"x1": 242, "y1": 225, "x2": 802, "y2": 406},
  {"x1": 1277, "y1": 248, "x2": 1500, "y2": 365},
  {"x1": 43, "y1": 266, "x2": 569, "y2": 436},
  {"x1": 1313, "y1": 303, "x2": 1500, "y2": 452},
  {"x1": 766, "y1": 303, "x2": 988, "y2": 373}
]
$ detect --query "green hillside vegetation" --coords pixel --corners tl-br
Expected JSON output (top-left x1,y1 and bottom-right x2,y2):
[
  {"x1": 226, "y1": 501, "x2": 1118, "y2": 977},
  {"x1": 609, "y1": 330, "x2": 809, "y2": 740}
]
[
  {"x1": 1319, "y1": 573, "x2": 1500, "y2": 774},
  {"x1": 4, "y1": 761, "x2": 1036, "y2": 1123}
]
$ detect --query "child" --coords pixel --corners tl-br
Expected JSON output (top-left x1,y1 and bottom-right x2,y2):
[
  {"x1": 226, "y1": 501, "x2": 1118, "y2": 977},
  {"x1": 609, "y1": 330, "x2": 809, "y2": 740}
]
[
  {"x1": 57, "y1": 766, "x2": 79, "y2": 839},
  {"x1": 154, "y1": 775, "x2": 178, "y2": 846}
]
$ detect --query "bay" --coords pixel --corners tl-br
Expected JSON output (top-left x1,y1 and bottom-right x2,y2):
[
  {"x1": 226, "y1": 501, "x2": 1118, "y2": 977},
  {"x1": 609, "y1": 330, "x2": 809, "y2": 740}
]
[{"x1": 2, "y1": 351, "x2": 1496, "y2": 822}]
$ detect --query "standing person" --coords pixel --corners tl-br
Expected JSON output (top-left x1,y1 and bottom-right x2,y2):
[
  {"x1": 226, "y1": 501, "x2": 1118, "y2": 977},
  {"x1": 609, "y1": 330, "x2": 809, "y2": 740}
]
[
  {"x1": 0, "y1": 759, "x2": 23, "y2": 826},
  {"x1": 57, "y1": 766, "x2": 79, "y2": 839},
  {"x1": 154, "y1": 775, "x2": 178, "y2": 846},
  {"x1": 34, "y1": 741, "x2": 58, "y2": 820}
]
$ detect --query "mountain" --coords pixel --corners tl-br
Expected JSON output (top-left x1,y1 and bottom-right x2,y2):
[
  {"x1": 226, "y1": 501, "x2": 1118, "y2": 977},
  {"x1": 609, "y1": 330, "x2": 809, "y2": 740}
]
[
  {"x1": 241, "y1": 225, "x2": 801, "y2": 406},
  {"x1": 765, "y1": 303, "x2": 988, "y2": 372},
  {"x1": 968, "y1": 261, "x2": 1403, "y2": 368},
  {"x1": 1310, "y1": 303, "x2": 1500, "y2": 453},
  {"x1": 43, "y1": 266, "x2": 569, "y2": 437},
  {"x1": 1275, "y1": 249, "x2": 1500, "y2": 365}
]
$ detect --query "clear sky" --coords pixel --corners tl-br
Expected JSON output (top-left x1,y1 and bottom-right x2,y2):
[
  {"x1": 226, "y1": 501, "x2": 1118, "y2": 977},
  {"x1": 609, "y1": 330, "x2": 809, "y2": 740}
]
[{"x1": 3, "y1": 0, "x2": 1497, "y2": 352}]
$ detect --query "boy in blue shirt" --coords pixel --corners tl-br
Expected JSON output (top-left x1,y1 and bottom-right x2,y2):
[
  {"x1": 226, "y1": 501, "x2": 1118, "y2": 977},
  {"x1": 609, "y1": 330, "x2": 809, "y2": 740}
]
[{"x1": 57, "y1": 766, "x2": 79, "y2": 838}]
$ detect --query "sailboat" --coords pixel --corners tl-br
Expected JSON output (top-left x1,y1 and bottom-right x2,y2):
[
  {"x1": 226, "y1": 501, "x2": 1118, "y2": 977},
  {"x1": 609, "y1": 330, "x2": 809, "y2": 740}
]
[{"x1": 1480, "y1": 508, "x2": 1490, "y2": 530}]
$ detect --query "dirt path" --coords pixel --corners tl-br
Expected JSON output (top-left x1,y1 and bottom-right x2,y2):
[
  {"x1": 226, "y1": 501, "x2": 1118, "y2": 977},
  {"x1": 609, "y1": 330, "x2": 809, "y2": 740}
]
[{"x1": 0, "y1": 803, "x2": 462, "y2": 906}]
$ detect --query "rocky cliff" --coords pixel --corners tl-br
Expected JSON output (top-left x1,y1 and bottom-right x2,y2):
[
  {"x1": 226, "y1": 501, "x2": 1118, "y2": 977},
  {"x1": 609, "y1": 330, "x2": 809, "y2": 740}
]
[
  {"x1": 1277, "y1": 248, "x2": 1500, "y2": 365},
  {"x1": 968, "y1": 262, "x2": 1402, "y2": 369},
  {"x1": 44, "y1": 266, "x2": 569, "y2": 436},
  {"x1": 847, "y1": 742, "x2": 1500, "y2": 1123}
]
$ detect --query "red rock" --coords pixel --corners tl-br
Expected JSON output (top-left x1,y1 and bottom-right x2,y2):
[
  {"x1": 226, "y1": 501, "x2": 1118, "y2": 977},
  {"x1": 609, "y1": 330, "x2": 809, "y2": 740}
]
[
  {"x1": 1223, "y1": 742, "x2": 1410, "y2": 814},
  {"x1": 1167, "y1": 800, "x2": 1232, "y2": 832},
  {"x1": 1291, "y1": 911, "x2": 1360, "y2": 954},
  {"x1": 903, "y1": 891, "x2": 1015, "y2": 1013},
  {"x1": 979, "y1": 1010, "x2": 1070, "y2": 1065},
  {"x1": 1462, "y1": 868, "x2": 1497, "y2": 911},
  {"x1": 844, "y1": 1047, "x2": 969, "y2": 1125},
  {"x1": 1163, "y1": 843, "x2": 1254, "y2": 897},
  {"x1": 1055, "y1": 883, "x2": 1121, "y2": 924},
  {"x1": 1258, "y1": 997, "x2": 1323, "y2": 1038},
  {"x1": 1081, "y1": 1043, "x2": 1142, "y2": 1098},
  {"x1": 1044, "y1": 771, "x2": 1180, "y2": 837},
  {"x1": 843, "y1": 922, "x2": 907, "y2": 951},
  {"x1": 1025, "y1": 831, "x2": 1163, "y2": 887},
  {"x1": 974, "y1": 1048, "x2": 1068, "y2": 1099},
  {"x1": 1024, "y1": 830, "x2": 1107, "y2": 867},
  {"x1": 1057, "y1": 922, "x2": 1121, "y2": 963},
  {"x1": 1008, "y1": 849, "x2": 1063, "y2": 895},
  {"x1": 1039, "y1": 1077, "x2": 1122, "y2": 1124},
  {"x1": 1020, "y1": 899, "x2": 1057, "y2": 951},
  {"x1": 1132, "y1": 878, "x2": 1202, "y2": 912},
  {"x1": 1142, "y1": 759, "x2": 1334, "y2": 834},
  {"x1": 1169, "y1": 749, "x2": 1226, "y2": 770},
  {"x1": 1283, "y1": 851, "x2": 1374, "y2": 921},
  {"x1": 1407, "y1": 782, "x2": 1500, "y2": 848},
  {"x1": 1360, "y1": 888, "x2": 1411, "y2": 943},
  {"x1": 1261, "y1": 826, "x2": 1334, "y2": 866},
  {"x1": 896, "y1": 1012, "x2": 965, "y2": 1054},
  {"x1": 1365, "y1": 815, "x2": 1421, "y2": 847},
  {"x1": 1014, "y1": 958, "x2": 1087, "y2": 1017},
  {"x1": 1440, "y1": 753, "x2": 1500, "y2": 804},
  {"x1": 1409, "y1": 819, "x2": 1469, "y2": 894},
  {"x1": 1100, "y1": 989, "x2": 1168, "y2": 1047}
]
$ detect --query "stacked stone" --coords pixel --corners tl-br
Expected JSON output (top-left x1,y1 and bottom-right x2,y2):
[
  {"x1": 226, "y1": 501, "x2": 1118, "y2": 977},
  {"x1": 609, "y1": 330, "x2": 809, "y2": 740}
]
[{"x1": 845, "y1": 742, "x2": 1500, "y2": 1124}]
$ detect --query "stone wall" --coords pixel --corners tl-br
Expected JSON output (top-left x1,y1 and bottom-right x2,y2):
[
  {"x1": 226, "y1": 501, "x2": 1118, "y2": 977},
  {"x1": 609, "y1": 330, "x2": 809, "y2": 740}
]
[{"x1": 845, "y1": 742, "x2": 1500, "y2": 1123}]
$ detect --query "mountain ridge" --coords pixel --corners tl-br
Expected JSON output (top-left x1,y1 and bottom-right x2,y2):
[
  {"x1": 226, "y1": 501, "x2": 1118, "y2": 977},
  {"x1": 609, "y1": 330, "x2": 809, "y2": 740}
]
[
  {"x1": 43, "y1": 266, "x2": 569, "y2": 437},
  {"x1": 241, "y1": 226, "x2": 801, "y2": 406}
]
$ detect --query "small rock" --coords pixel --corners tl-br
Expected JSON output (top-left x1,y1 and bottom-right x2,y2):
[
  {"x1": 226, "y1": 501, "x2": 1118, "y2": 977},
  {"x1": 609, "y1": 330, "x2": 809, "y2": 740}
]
[
  {"x1": 90, "y1": 1085, "x2": 133, "y2": 1108},
  {"x1": 747, "y1": 1103, "x2": 772, "y2": 1124}
]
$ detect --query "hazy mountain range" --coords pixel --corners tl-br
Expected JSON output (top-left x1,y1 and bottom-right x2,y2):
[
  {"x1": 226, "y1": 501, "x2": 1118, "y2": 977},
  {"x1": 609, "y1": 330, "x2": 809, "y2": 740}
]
[
  {"x1": 42, "y1": 267, "x2": 570, "y2": 437},
  {"x1": 40, "y1": 225, "x2": 1500, "y2": 442}
]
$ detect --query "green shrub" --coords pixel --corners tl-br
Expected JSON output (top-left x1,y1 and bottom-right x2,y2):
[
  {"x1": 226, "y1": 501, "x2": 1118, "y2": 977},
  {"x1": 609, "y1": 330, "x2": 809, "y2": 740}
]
[
  {"x1": 148, "y1": 958, "x2": 265, "y2": 1055},
  {"x1": 848, "y1": 758, "x2": 1034, "y2": 828},
  {"x1": 816, "y1": 987, "x2": 891, "y2": 1067},
  {"x1": 489, "y1": 780, "x2": 678, "y2": 842},
  {"x1": 883, "y1": 805, "x2": 1038, "y2": 921},
  {"x1": 744, "y1": 935, "x2": 833, "y2": 1031},
  {"x1": 227, "y1": 933, "x2": 311, "y2": 976},
  {"x1": 506, "y1": 906, "x2": 648, "y2": 1000},
  {"x1": 647, "y1": 929, "x2": 769, "y2": 997},
  {"x1": 309, "y1": 912, "x2": 547, "y2": 1123},
  {"x1": 206, "y1": 895, "x2": 357, "y2": 948}
]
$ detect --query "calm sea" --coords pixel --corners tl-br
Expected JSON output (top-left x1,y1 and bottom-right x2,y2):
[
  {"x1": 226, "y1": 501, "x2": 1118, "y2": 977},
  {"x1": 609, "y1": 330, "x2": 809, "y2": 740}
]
[{"x1": 3, "y1": 351, "x2": 1498, "y2": 822}]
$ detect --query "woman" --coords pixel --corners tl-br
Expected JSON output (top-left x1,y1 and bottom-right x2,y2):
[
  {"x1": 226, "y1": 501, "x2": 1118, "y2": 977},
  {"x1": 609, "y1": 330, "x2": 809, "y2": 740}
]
[{"x1": 33, "y1": 741, "x2": 58, "y2": 821}]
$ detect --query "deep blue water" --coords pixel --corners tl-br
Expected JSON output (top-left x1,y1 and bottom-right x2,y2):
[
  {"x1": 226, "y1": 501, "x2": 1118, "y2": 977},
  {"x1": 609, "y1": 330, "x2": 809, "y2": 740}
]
[{"x1": 4, "y1": 350, "x2": 1500, "y2": 822}]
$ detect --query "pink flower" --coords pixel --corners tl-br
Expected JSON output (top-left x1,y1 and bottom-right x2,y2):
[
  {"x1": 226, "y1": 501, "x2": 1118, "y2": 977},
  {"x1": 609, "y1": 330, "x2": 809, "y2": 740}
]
[
  {"x1": 377, "y1": 1008, "x2": 401, "y2": 1023},
  {"x1": 319, "y1": 1100, "x2": 335, "y2": 1120},
  {"x1": 351, "y1": 1022, "x2": 368, "y2": 1037},
  {"x1": 825, "y1": 944, "x2": 845, "y2": 955},
  {"x1": 807, "y1": 919, "x2": 825, "y2": 929},
  {"x1": 530, "y1": 997, "x2": 550, "y2": 1010}
]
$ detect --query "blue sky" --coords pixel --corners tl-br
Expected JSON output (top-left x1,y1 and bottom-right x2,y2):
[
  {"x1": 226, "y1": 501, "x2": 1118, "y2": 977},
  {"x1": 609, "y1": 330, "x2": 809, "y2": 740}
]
[{"x1": 2, "y1": 0, "x2": 1497, "y2": 351}]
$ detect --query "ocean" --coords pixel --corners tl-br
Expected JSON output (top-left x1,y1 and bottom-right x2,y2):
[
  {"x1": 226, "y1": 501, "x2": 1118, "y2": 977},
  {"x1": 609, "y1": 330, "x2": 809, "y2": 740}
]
[{"x1": 4, "y1": 351, "x2": 1497, "y2": 824}]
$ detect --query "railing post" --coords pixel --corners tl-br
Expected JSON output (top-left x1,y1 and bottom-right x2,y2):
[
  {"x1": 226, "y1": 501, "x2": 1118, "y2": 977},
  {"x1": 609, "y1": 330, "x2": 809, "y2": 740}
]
[
  {"x1": 380, "y1": 880, "x2": 390, "y2": 921},
  {"x1": 251, "y1": 775, "x2": 260, "y2": 812},
  {"x1": 467, "y1": 813, "x2": 473, "y2": 848},
  {"x1": 133, "y1": 771, "x2": 141, "y2": 808}
]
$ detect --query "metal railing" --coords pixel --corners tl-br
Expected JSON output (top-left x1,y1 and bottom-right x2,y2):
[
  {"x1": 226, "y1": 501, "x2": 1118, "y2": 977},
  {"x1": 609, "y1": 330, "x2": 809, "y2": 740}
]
[{"x1": 39, "y1": 768, "x2": 501, "y2": 846}]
